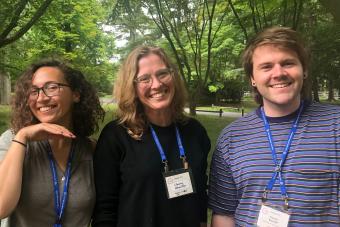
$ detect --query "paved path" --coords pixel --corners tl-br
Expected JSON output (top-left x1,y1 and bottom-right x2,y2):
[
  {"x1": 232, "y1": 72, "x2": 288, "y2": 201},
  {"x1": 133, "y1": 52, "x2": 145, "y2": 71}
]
[{"x1": 184, "y1": 108, "x2": 243, "y2": 118}]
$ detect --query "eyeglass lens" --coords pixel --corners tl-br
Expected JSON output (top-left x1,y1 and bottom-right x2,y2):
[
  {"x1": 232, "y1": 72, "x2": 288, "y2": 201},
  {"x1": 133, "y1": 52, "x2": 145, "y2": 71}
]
[
  {"x1": 29, "y1": 83, "x2": 68, "y2": 98},
  {"x1": 136, "y1": 68, "x2": 172, "y2": 84}
]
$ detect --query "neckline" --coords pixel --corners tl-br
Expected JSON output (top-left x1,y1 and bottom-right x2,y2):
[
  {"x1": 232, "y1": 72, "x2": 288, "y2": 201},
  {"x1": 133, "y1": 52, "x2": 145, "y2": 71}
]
[
  {"x1": 42, "y1": 139, "x2": 78, "y2": 175},
  {"x1": 149, "y1": 122, "x2": 175, "y2": 129},
  {"x1": 256, "y1": 100, "x2": 310, "y2": 123}
]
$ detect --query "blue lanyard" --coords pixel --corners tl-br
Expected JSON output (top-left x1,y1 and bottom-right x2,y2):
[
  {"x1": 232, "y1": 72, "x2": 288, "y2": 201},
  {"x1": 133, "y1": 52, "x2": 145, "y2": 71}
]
[
  {"x1": 260, "y1": 102, "x2": 304, "y2": 208},
  {"x1": 150, "y1": 125, "x2": 186, "y2": 171},
  {"x1": 47, "y1": 141, "x2": 75, "y2": 227}
]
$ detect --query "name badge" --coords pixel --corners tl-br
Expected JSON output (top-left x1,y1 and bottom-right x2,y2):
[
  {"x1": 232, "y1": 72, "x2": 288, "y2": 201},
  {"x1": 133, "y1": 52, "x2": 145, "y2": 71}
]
[
  {"x1": 163, "y1": 168, "x2": 195, "y2": 199},
  {"x1": 257, "y1": 204, "x2": 290, "y2": 227}
]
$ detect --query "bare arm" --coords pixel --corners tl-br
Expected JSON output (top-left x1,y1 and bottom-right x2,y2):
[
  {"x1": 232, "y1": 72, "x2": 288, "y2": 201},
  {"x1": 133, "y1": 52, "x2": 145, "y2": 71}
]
[
  {"x1": 0, "y1": 123, "x2": 75, "y2": 218},
  {"x1": 0, "y1": 129, "x2": 26, "y2": 219},
  {"x1": 211, "y1": 214, "x2": 235, "y2": 227}
]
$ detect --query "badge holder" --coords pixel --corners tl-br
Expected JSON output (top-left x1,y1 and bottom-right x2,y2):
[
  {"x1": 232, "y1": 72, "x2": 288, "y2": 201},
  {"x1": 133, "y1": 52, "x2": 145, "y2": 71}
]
[
  {"x1": 162, "y1": 156, "x2": 196, "y2": 199},
  {"x1": 256, "y1": 191, "x2": 290, "y2": 227}
]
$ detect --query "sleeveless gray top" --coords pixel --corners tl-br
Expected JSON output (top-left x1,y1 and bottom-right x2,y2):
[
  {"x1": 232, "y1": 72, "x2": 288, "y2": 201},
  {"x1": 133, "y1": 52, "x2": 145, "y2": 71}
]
[{"x1": 0, "y1": 129, "x2": 95, "y2": 227}]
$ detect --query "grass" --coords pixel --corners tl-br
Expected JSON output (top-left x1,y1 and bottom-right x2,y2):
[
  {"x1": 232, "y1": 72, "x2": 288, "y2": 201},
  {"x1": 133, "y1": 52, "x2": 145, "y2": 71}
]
[
  {"x1": 194, "y1": 115, "x2": 235, "y2": 167},
  {"x1": 197, "y1": 96, "x2": 258, "y2": 114},
  {"x1": 321, "y1": 99, "x2": 340, "y2": 105},
  {"x1": 92, "y1": 104, "x2": 117, "y2": 139},
  {"x1": 0, "y1": 105, "x2": 10, "y2": 134}
]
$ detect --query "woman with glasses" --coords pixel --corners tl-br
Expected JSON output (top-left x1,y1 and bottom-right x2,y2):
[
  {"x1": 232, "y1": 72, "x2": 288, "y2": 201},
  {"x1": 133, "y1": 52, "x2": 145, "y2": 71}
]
[
  {"x1": 0, "y1": 59, "x2": 105, "y2": 227},
  {"x1": 92, "y1": 46, "x2": 210, "y2": 227}
]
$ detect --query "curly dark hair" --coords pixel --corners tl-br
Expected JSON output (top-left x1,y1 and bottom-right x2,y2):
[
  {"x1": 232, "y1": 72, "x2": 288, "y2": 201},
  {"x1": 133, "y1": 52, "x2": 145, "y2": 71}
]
[{"x1": 11, "y1": 59, "x2": 105, "y2": 137}]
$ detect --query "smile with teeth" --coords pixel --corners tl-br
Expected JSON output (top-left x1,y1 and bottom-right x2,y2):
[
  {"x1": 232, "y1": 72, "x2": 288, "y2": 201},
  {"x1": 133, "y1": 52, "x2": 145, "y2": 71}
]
[
  {"x1": 39, "y1": 105, "x2": 56, "y2": 112},
  {"x1": 149, "y1": 90, "x2": 167, "y2": 98},
  {"x1": 270, "y1": 82, "x2": 291, "y2": 88}
]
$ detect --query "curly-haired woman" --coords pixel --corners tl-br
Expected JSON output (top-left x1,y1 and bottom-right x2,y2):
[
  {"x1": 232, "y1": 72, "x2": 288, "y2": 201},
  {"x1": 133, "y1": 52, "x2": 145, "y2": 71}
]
[
  {"x1": 0, "y1": 59, "x2": 105, "y2": 227},
  {"x1": 92, "y1": 46, "x2": 210, "y2": 227}
]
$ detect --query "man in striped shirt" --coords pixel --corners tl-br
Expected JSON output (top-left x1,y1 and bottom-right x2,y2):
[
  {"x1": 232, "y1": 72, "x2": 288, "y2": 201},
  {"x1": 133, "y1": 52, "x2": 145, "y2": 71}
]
[{"x1": 208, "y1": 26, "x2": 340, "y2": 227}]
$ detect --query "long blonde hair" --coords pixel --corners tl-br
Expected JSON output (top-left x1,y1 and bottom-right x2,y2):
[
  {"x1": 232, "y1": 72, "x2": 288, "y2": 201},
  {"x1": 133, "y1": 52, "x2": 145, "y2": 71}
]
[{"x1": 114, "y1": 46, "x2": 188, "y2": 140}]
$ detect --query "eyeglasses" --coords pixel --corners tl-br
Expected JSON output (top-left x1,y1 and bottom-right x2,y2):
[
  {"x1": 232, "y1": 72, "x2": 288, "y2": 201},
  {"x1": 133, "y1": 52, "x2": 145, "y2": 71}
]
[
  {"x1": 29, "y1": 82, "x2": 70, "y2": 99},
  {"x1": 134, "y1": 68, "x2": 173, "y2": 86}
]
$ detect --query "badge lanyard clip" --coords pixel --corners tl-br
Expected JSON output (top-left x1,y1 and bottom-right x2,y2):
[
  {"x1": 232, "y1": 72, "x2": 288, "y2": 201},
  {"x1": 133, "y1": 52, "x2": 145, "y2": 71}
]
[
  {"x1": 163, "y1": 160, "x2": 169, "y2": 172},
  {"x1": 181, "y1": 156, "x2": 188, "y2": 169},
  {"x1": 262, "y1": 190, "x2": 268, "y2": 203},
  {"x1": 283, "y1": 195, "x2": 289, "y2": 211}
]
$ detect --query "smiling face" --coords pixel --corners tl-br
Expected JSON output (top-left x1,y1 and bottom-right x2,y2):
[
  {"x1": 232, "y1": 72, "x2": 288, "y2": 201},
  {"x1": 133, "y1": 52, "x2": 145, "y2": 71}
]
[
  {"x1": 135, "y1": 54, "x2": 175, "y2": 121},
  {"x1": 251, "y1": 44, "x2": 305, "y2": 116},
  {"x1": 28, "y1": 66, "x2": 80, "y2": 128}
]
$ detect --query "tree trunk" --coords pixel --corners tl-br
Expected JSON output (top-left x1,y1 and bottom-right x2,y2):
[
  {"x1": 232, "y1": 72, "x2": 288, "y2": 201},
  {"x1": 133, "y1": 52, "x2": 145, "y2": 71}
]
[
  {"x1": 189, "y1": 102, "x2": 197, "y2": 116},
  {"x1": 189, "y1": 93, "x2": 197, "y2": 116},
  {"x1": 0, "y1": 72, "x2": 11, "y2": 105},
  {"x1": 327, "y1": 78, "x2": 334, "y2": 101},
  {"x1": 312, "y1": 76, "x2": 319, "y2": 102},
  {"x1": 188, "y1": 83, "x2": 205, "y2": 116}
]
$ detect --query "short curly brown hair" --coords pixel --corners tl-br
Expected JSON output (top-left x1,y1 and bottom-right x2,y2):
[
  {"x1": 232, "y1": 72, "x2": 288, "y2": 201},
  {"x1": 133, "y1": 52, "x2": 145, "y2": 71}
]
[{"x1": 11, "y1": 59, "x2": 105, "y2": 137}]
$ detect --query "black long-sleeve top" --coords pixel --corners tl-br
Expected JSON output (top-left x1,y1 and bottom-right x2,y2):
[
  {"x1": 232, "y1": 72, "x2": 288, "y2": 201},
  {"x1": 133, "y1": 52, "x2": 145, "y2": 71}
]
[{"x1": 92, "y1": 118, "x2": 211, "y2": 227}]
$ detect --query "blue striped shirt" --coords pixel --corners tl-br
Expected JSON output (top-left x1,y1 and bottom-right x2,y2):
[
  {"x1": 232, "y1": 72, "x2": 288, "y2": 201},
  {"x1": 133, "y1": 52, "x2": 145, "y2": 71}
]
[{"x1": 208, "y1": 102, "x2": 340, "y2": 226}]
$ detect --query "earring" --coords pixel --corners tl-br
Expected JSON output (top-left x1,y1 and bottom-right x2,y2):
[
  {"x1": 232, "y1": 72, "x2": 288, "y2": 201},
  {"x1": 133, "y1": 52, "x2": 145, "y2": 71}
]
[{"x1": 252, "y1": 82, "x2": 256, "y2": 86}]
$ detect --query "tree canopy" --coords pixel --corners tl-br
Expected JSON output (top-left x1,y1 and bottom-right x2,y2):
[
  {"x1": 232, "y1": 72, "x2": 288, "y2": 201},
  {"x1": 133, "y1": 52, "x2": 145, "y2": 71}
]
[
  {"x1": 0, "y1": 0, "x2": 53, "y2": 48},
  {"x1": 1, "y1": 0, "x2": 116, "y2": 94}
]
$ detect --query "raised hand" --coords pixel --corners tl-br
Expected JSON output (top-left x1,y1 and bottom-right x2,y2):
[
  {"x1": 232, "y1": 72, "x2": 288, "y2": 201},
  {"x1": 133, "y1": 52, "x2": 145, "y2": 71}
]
[{"x1": 15, "y1": 123, "x2": 76, "y2": 144}]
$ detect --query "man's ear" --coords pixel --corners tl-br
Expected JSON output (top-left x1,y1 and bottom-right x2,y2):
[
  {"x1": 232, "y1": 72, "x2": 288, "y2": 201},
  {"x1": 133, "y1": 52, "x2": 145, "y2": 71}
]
[{"x1": 250, "y1": 76, "x2": 256, "y2": 87}]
